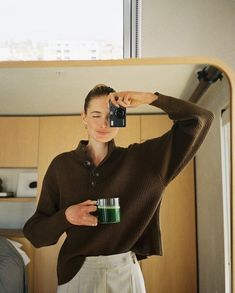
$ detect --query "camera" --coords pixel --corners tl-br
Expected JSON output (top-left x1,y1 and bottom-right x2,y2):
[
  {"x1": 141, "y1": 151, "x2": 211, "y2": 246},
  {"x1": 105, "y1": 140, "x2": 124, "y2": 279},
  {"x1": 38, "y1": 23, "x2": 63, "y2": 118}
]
[{"x1": 109, "y1": 101, "x2": 126, "y2": 127}]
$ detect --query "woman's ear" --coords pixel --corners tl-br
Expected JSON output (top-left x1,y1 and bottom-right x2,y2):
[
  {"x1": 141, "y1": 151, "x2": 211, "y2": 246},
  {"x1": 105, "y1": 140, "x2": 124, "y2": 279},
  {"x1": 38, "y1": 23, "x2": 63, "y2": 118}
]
[{"x1": 81, "y1": 111, "x2": 88, "y2": 128}]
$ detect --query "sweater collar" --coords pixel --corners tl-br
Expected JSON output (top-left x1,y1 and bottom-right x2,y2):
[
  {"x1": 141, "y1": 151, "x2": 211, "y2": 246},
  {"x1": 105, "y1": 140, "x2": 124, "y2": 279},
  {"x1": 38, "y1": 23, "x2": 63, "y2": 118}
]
[{"x1": 73, "y1": 139, "x2": 116, "y2": 165}]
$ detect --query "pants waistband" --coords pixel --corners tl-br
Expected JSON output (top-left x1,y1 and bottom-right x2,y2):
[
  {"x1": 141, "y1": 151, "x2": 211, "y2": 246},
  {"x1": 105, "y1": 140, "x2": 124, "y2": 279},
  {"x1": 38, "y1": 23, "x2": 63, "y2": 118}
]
[{"x1": 82, "y1": 251, "x2": 137, "y2": 269}]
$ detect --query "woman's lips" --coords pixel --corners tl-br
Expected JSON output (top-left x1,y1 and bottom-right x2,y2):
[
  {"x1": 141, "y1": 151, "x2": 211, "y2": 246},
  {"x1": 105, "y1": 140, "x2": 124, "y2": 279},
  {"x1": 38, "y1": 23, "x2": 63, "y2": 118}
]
[{"x1": 96, "y1": 131, "x2": 110, "y2": 135}]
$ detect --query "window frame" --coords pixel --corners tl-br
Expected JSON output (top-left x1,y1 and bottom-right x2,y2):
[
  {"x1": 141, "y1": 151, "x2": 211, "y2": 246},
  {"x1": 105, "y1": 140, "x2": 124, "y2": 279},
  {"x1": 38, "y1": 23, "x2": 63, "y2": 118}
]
[{"x1": 123, "y1": 0, "x2": 141, "y2": 58}]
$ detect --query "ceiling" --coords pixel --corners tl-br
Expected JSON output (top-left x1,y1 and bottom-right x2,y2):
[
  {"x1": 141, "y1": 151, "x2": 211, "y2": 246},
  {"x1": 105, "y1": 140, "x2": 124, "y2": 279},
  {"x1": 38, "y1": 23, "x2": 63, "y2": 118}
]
[{"x1": 0, "y1": 62, "x2": 205, "y2": 115}]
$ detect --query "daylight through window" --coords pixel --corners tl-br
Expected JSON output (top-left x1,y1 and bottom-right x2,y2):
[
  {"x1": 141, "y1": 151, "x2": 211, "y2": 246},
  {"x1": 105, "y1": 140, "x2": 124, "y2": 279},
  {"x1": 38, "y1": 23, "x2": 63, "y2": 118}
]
[{"x1": 0, "y1": 0, "x2": 125, "y2": 61}]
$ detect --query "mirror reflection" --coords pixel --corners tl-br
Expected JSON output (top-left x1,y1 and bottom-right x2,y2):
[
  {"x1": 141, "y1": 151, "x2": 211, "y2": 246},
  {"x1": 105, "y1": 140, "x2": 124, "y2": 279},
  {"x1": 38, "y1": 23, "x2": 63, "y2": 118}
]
[{"x1": 0, "y1": 60, "x2": 231, "y2": 293}]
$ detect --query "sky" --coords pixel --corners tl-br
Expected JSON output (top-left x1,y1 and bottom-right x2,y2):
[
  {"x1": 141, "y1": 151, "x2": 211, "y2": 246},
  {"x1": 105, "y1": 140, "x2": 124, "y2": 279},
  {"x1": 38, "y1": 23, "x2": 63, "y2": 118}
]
[{"x1": 0, "y1": 0, "x2": 123, "y2": 42}]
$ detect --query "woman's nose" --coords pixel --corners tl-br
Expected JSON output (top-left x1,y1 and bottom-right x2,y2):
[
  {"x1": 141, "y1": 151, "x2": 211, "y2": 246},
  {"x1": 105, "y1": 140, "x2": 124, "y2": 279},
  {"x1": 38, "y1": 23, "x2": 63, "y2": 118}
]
[{"x1": 101, "y1": 116, "x2": 109, "y2": 128}]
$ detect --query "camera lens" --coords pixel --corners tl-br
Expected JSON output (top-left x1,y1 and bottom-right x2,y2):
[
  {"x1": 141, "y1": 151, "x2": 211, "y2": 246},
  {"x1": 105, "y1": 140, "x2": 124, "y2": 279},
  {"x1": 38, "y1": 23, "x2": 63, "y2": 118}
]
[{"x1": 115, "y1": 108, "x2": 125, "y2": 118}]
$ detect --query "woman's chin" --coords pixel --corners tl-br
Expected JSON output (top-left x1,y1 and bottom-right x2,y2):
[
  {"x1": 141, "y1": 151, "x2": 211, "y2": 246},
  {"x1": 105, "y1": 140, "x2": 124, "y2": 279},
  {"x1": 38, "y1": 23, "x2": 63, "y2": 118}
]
[{"x1": 95, "y1": 135, "x2": 113, "y2": 143}]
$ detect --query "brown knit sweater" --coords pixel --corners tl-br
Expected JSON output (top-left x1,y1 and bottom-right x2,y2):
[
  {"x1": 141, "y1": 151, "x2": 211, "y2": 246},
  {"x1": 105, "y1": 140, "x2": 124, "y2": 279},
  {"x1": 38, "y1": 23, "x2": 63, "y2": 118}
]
[{"x1": 23, "y1": 94, "x2": 214, "y2": 285}]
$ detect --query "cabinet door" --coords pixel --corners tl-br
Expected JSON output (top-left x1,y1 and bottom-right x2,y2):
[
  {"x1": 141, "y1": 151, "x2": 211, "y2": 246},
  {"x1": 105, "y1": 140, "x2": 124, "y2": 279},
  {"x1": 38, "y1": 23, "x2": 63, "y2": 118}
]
[
  {"x1": 0, "y1": 117, "x2": 39, "y2": 167},
  {"x1": 140, "y1": 115, "x2": 197, "y2": 293}
]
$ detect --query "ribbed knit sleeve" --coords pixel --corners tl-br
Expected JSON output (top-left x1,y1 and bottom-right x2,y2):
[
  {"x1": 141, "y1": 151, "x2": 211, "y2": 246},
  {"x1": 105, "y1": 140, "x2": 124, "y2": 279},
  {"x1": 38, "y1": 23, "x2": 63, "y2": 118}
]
[
  {"x1": 23, "y1": 158, "x2": 72, "y2": 248},
  {"x1": 147, "y1": 93, "x2": 214, "y2": 186}
]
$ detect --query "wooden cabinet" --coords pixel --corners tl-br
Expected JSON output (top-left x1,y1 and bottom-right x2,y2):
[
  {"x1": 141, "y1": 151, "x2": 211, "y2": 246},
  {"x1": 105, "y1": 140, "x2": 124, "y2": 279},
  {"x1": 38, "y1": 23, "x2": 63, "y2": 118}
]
[
  {"x1": 0, "y1": 117, "x2": 38, "y2": 227},
  {"x1": 140, "y1": 115, "x2": 197, "y2": 293},
  {"x1": 0, "y1": 117, "x2": 38, "y2": 293},
  {"x1": 0, "y1": 117, "x2": 39, "y2": 167}
]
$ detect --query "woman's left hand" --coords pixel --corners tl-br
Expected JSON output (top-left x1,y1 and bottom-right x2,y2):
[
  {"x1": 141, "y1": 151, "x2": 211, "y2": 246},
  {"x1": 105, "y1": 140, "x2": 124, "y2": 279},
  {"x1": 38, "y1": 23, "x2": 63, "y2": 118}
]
[{"x1": 108, "y1": 91, "x2": 158, "y2": 108}]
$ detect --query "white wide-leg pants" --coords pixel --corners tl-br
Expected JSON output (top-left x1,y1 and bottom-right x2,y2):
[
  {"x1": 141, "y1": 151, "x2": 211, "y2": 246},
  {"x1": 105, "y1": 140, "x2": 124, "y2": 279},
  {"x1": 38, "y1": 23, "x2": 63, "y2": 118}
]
[{"x1": 57, "y1": 251, "x2": 146, "y2": 293}]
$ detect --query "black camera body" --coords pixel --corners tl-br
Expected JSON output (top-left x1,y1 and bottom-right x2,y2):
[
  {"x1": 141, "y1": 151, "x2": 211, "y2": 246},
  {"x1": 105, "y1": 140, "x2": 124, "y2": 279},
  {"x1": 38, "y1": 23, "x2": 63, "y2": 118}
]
[{"x1": 109, "y1": 102, "x2": 126, "y2": 127}]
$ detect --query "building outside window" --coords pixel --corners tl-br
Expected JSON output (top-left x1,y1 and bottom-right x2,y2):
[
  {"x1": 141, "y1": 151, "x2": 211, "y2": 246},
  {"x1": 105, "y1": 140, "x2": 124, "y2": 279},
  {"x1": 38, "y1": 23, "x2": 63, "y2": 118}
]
[{"x1": 0, "y1": 0, "x2": 140, "y2": 61}]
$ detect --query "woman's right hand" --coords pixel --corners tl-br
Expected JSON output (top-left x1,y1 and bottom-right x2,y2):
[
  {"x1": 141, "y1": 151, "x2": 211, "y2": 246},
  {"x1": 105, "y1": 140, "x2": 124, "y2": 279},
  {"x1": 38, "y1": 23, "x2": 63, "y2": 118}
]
[
  {"x1": 108, "y1": 91, "x2": 158, "y2": 108},
  {"x1": 65, "y1": 200, "x2": 98, "y2": 226}
]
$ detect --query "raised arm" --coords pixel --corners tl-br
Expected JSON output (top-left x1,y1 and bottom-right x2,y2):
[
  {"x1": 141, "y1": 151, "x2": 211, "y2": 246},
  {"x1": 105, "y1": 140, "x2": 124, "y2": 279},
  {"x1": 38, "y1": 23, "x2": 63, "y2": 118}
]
[
  {"x1": 109, "y1": 90, "x2": 214, "y2": 186},
  {"x1": 146, "y1": 93, "x2": 214, "y2": 185}
]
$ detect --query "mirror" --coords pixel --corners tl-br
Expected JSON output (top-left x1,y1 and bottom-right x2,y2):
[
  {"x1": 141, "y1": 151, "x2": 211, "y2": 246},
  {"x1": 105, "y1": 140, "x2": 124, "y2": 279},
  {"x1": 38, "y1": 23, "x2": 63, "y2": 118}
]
[{"x1": 0, "y1": 58, "x2": 234, "y2": 293}]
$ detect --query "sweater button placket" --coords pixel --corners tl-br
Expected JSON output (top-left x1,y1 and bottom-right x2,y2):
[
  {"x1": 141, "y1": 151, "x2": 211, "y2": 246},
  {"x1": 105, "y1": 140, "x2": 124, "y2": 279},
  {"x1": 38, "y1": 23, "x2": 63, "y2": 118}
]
[
  {"x1": 85, "y1": 161, "x2": 91, "y2": 167},
  {"x1": 91, "y1": 168, "x2": 97, "y2": 188}
]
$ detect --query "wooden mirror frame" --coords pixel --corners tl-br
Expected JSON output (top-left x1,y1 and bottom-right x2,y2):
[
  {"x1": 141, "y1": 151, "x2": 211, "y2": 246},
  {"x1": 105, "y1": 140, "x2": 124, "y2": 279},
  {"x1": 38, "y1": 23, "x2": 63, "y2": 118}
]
[{"x1": 0, "y1": 56, "x2": 234, "y2": 291}]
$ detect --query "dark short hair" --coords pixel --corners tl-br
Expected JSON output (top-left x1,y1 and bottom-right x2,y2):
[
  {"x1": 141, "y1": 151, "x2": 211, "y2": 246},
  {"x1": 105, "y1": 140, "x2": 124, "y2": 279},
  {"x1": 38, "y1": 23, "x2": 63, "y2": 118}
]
[{"x1": 84, "y1": 84, "x2": 115, "y2": 113}]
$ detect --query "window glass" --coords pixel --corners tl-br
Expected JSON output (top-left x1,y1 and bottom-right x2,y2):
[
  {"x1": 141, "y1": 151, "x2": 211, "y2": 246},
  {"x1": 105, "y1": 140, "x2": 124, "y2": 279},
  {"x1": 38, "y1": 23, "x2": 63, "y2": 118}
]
[{"x1": 0, "y1": 0, "x2": 123, "y2": 60}]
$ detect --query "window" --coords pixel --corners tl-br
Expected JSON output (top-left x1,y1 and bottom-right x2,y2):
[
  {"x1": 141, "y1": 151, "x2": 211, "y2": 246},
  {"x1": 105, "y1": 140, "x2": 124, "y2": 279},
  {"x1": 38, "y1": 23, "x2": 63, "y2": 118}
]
[{"x1": 0, "y1": 0, "x2": 140, "y2": 61}]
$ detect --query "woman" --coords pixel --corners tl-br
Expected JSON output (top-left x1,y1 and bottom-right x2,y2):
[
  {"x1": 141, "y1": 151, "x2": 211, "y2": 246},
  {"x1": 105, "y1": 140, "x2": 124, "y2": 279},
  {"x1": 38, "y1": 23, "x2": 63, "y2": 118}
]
[{"x1": 23, "y1": 85, "x2": 214, "y2": 293}]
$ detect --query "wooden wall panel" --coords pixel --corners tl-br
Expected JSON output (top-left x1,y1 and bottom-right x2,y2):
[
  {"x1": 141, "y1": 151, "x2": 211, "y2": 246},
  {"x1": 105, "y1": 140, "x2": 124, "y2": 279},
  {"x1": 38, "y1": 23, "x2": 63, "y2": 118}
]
[{"x1": 0, "y1": 117, "x2": 39, "y2": 167}]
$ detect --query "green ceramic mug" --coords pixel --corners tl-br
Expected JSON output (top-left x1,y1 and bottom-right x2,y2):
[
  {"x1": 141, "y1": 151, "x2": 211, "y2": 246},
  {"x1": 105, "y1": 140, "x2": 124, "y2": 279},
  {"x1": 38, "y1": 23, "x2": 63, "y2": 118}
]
[{"x1": 97, "y1": 197, "x2": 120, "y2": 224}]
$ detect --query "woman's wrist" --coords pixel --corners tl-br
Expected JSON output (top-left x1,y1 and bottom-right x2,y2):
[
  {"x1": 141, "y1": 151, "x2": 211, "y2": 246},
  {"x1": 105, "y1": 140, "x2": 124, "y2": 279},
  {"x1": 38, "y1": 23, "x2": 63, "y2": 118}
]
[{"x1": 146, "y1": 92, "x2": 159, "y2": 104}]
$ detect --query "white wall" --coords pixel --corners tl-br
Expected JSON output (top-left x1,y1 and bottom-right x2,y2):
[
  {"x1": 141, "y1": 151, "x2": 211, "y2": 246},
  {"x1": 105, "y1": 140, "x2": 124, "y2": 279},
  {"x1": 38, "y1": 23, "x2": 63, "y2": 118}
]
[{"x1": 141, "y1": 0, "x2": 235, "y2": 70}]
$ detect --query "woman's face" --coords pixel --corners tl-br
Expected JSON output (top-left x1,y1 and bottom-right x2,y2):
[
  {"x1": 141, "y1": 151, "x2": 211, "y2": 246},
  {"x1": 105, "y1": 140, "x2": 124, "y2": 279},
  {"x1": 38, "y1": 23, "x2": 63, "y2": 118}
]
[{"x1": 82, "y1": 96, "x2": 119, "y2": 143}]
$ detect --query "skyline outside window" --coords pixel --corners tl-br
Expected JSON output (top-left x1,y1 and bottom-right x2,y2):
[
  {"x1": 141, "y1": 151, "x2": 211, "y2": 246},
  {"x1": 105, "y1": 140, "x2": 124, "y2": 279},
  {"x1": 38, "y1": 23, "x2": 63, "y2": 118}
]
[{"x1": 0, "y1": 0, "x2": 123, "y2": 61}]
